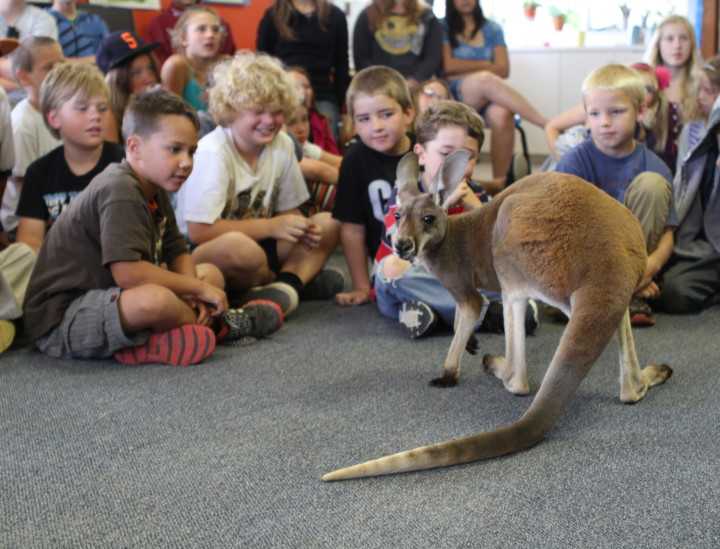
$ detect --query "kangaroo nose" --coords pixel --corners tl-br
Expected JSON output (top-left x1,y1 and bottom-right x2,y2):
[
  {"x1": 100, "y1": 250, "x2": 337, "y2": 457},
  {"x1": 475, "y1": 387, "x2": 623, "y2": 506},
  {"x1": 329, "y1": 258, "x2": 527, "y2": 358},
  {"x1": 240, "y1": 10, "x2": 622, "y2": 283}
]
[{"x1": 394, "y1": 239, "x2": 414, "y2": 258}]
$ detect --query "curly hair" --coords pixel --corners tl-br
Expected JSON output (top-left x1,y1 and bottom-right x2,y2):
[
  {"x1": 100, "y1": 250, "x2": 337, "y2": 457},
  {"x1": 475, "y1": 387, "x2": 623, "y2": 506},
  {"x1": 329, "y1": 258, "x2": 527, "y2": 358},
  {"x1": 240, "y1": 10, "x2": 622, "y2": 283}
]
[{"x1": 207, "y1": 51, "x2": 298, "y2": 127}]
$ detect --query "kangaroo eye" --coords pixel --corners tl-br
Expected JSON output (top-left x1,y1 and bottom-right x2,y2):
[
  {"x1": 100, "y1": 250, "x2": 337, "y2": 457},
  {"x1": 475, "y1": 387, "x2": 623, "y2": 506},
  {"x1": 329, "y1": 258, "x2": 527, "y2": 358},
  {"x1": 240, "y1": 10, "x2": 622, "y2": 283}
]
[
  {"x1": 423, "y1": 215, "x2": 435, "y2": 224},
  {"x1": 394, "y1": 212, "x2": 401, "y2": 220}
]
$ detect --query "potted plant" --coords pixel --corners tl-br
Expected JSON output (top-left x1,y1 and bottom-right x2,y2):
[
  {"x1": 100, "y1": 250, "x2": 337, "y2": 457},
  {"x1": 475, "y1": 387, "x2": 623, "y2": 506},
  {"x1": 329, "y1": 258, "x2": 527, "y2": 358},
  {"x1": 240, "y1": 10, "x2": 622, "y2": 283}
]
[
  {"x1": 523, "y1": 1, "x2": 540, "y2": 20},
  {"x1": 549, "y1": 6, "x2": 566, "y2": 31}
]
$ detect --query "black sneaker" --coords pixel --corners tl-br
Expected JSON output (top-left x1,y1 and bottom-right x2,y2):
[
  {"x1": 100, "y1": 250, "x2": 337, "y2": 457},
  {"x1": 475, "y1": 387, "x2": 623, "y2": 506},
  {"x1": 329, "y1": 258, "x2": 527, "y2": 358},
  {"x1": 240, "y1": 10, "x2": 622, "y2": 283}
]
[
  {"x1": 399, "y1": 300, "x2": 438, "y2": 339},
  {"x1": 629, "y1": 297, "x2": 655, "y2": 326},
  {"x1": 215, "y1": 301, "x2": 283, "y2": 346},
  {"x1": 479, "y1": 299, "x2": 540, "y2": 335},
  {"x1": 240, "y1": 282, "x2": 299, "y2": 317},
  {"x1": 302, "y1": 267, "x2": 346, "y2": 300}
]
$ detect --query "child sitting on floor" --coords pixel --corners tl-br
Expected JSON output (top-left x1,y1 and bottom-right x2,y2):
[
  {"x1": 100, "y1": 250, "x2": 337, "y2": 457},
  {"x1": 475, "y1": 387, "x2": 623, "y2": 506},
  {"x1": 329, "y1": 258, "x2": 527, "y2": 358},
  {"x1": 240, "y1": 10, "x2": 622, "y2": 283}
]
[
  {"x1": 22, "y1": 89, "x2": 282, "y2": 366},
  {"x1": 174, "y1": 52, "x2": 342, "y2": 317}
]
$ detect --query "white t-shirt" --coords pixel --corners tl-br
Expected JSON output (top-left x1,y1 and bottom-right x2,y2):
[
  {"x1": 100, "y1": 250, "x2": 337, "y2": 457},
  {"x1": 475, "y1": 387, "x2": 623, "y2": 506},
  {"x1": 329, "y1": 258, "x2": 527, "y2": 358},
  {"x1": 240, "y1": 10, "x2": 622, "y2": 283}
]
[
  {"x1": 0, "y1": 5, "x2": 58, "y2": 41},
  {"x1": 1, "y1": 98, "x2": 61, "y2": 231},
  {"x1": 302, "y1": 140, "x2": 323, "y2": 160},
  {"x1": 0, "y1": 88, "x2": 13, "y2": 173},
  {"x1": 175, "y1": 126, "x2": 309, "y2": 237}
]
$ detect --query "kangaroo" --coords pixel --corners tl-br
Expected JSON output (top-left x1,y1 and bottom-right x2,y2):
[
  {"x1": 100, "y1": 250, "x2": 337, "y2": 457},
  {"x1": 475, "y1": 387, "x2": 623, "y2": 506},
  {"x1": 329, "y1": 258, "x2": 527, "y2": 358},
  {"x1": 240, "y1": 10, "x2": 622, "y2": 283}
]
[{"x1": 321, "y1": 150, "x2": 672, "y2": 482}]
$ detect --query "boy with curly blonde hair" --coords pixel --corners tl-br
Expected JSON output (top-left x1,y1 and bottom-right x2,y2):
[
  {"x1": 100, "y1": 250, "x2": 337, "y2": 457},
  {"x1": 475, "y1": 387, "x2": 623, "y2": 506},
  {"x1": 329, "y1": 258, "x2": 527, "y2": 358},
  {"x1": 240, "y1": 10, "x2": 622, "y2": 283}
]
[{"x1": 174, "y1": 51, "x2": 342, "y2": 317}]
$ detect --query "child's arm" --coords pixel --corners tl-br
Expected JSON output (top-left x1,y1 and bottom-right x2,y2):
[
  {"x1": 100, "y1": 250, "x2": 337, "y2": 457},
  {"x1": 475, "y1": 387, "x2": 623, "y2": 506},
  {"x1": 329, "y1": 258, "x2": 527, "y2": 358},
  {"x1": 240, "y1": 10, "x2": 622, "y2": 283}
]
[
  {"x1": 442, "y1": 44, "x2": 509, "y2": 79},
  {"x1": 15, "y1": 217, "x2": 45, "y2": 254},
  {"x1": 300, "y1": 157, "x2": 338, "y2": 185},
  {"x1": 545, "y1": 104, "x2": 586, "y2": 160},
  {"x1": 160, "y1": 55, "x2": 190, "y2": 98},
  {"x1": 635, "y1": 227, "x2": 674, "y2": 300},
  {"x1": 187, "y1": 213, "x2": 316, "y2": 247},
  {"x1": 335, "y1": 221, "x2": 372, "y2": 306},
  {"x1": 319, "y1": 149, "x2": 343, "y2": 168},
  {"x1": 110, "y1": 258, "x2": 228, "y2": 317}
]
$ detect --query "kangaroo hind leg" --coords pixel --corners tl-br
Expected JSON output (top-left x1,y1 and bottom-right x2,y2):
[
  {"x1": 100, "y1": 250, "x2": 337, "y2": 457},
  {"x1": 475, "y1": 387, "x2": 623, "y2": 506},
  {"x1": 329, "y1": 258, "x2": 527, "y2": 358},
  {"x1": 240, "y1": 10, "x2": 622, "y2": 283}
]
[
  {"x1": 483, "y1": 296, "x2": 530, "y2": 395},
  {"x1": 616, "y1": 309, "x2": 673, "y2": 403}
]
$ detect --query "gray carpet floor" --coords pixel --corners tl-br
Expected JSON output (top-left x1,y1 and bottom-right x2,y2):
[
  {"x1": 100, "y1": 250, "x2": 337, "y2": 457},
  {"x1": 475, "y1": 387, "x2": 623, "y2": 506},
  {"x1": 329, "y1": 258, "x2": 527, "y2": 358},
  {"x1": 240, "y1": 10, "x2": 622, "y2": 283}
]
[{"x1": 2, "y1": 255, "x2": 719, "y2": 547}]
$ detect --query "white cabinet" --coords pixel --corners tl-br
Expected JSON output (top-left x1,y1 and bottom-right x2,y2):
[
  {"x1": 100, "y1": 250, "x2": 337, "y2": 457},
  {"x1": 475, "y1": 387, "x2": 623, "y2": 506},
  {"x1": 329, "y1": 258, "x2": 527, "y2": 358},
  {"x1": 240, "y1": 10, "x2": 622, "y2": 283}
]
[{"x1": 503, "y1": 46, "x2": 646, "y2": 156}]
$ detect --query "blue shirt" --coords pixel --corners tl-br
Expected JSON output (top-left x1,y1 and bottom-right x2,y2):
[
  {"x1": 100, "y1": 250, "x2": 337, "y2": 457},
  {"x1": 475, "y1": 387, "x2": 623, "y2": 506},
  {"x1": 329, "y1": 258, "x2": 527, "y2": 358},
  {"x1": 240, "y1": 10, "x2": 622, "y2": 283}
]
[
  {"x1": 556, "y1": 138, "x2": 678, "y2": 226},
  {"x1": 46, "y1": 9, "x2": 108, "y2": 58},
  {"x1": 441, "y1": 19, "x2": 505, "y2": 61}
]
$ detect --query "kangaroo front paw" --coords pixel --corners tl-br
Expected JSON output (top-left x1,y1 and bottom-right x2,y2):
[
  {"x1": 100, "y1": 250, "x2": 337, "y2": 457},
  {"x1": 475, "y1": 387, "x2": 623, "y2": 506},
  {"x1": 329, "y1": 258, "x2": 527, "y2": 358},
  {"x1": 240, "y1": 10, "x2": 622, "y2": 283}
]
[
  {"x1": 465, "y1": 334, "x2": 479, "y2": 355},
  {"x1": 430, "y1": 374, "x2": 458, "y2": 387}
]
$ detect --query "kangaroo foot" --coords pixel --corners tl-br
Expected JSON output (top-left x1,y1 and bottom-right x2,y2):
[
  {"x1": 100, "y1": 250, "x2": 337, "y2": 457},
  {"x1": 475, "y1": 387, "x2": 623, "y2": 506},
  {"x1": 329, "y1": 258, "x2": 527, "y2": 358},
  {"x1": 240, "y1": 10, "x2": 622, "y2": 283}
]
[
  {"x1": 430, "y1": 373, "x2": 458, "y2": 387},
  {"x1": 620, "y1": 364, "x2": 673, "y2": 403},
  {"x1": 483, "y1": 354, "x2": 530, "y2": 395}
]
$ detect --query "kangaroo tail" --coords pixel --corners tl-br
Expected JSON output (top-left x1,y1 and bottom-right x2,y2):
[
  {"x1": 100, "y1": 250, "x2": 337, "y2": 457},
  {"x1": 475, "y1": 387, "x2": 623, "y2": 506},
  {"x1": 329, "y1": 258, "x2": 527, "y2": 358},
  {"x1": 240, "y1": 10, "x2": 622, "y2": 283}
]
[{"x1": 321, "y1": 418, "x2": 548, "y2": 481}]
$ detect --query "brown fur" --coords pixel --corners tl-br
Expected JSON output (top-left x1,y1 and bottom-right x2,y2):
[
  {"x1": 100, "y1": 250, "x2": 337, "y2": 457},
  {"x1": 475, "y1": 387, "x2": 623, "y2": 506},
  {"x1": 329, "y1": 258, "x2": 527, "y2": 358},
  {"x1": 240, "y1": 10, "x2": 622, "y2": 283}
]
[{"x1": 322, "y1": 151, "x2": 672, "y2": 481}]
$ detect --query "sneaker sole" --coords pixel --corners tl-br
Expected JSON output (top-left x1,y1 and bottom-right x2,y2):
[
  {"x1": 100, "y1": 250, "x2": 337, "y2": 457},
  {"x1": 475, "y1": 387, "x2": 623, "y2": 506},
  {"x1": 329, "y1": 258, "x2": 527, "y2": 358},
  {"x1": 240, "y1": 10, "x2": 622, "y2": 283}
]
[
  {"x1": 114, "y1": 325, "x2": 216, "y2": 366},
  {"x1": 243, "y1": 282, "x2": 299, "y2": 317},
  {"x1": 630, "y1": 312, "x2": 656, "y2": 326},
  {"x1": 243, "y1": 299, "x2": 284, "y2": 333},
  {"x1": 399, "y1": 300, "x2": 437, "y2": 339}
]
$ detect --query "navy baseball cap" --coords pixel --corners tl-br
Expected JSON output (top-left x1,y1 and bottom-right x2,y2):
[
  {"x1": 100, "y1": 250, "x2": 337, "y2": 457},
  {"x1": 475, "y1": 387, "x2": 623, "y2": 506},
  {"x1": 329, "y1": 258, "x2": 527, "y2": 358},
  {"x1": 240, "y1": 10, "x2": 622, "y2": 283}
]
[{"x1": 95, "y1": 31, "x2": 160, "y2": 74}]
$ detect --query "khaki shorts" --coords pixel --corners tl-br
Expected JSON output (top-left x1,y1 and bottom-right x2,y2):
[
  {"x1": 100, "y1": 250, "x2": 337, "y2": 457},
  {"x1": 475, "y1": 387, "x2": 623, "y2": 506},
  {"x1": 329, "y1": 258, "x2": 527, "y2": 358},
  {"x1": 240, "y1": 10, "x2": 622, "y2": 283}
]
[{"x1": 37, "y1": 287, "x2": 147, "y2": 359}]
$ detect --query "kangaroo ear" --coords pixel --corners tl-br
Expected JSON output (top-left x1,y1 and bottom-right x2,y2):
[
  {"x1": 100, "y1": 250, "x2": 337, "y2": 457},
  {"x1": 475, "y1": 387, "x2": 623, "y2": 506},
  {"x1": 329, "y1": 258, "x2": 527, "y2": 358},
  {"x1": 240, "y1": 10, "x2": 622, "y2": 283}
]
[
  {"x1": 396, "y1": 152, "x2": 421, "y2": 206},
  {"x1": 429, "y1": 149, "x2": 470, "y2": 207}
]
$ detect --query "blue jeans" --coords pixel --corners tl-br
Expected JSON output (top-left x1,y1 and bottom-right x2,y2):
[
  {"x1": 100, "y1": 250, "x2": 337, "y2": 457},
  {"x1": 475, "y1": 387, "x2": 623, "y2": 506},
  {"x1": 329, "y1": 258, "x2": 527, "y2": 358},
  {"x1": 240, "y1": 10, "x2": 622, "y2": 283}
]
[{"x1": 375, "y1": 257, "x2": 497, "y2": 328}]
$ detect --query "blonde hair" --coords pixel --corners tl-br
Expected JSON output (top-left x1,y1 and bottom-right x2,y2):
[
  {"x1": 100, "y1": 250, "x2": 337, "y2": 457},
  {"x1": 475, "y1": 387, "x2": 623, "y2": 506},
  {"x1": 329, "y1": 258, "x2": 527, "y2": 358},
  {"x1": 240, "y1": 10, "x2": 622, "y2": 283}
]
[
  {"x1": 207, "y1": 51, "x2": 298, "y2": 127},
  {"x1": 9, "y1": 36, "x2": 60, "y2": 77},
  {"x1": 631, "y1": 63, "x2": 669, "y2": 153},
  {"x1": 40, "y1": 63, "x2": 110, "y2": 139},
  {"x1": 582, "y1": 64, "x2": 645, "y2": 111},
  {"x1": 171, "y1": 5, "x2": 225, "y2": 54},
  {"x1": 271, "y1": 0, "x2": 332, "y2": 41},
  {"x1": 346, "y1": 65, "x2": 412, "y2": 119},
  {"x1": 414, "y1": 100, "x2": 484, "y2": 150},
  {"x1": 644, "y1": 14, "x2": 702, "y2": 120}
]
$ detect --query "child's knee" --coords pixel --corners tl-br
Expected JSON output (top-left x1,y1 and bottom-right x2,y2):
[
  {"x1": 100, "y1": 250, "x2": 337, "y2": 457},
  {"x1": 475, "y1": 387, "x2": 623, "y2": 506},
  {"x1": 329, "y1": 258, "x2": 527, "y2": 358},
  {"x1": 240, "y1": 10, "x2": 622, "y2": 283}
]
[
  {"x1": 197, "y1": 262, "x2": 224, "y2": 289},
  {"x1": 380, "y1": 255, "x2": 412, "y2": 280},
  {"x1": 121, "y1": 284, "x2": 181, "y2": 319},
  {"x1": 627, "y1": 172, "x2": 671, "y2": 205}
]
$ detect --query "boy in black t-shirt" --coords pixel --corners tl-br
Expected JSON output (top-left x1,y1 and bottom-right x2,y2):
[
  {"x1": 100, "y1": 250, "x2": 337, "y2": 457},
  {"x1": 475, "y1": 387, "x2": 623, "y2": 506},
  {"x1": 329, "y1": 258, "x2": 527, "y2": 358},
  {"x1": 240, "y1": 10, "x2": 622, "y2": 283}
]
[
  {"x1": 331, "y1": 66, "x2": 415, "y2": 306},
  {"x1": 15, "y1": 63, "x2": 124, "y2": 254},
  {"x1": 22, "y1": 90, "x2": 282, "y2": 366}
]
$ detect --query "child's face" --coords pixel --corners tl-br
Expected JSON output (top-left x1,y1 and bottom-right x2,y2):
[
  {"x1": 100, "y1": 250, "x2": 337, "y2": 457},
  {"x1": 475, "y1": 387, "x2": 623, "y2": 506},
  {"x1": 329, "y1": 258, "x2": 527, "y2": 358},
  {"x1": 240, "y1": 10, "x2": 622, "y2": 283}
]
[
  {"x1": 25, "y1": 44, "x2": 64, "y2": 93},
  {"x1": 640, "y1": 73, "x2": 659, "y2": 110},
  {"x1": 697, "y1": 72, "x2": 720, "y2": 116},
  {"x1": 286, "y1": 105, "x2": 310, "y2": 145},
  {"x1": 414, "y1": 125, "x2": 478, "y2": 183},
  {"x1": 584, "y1": 88, "x2": 645, "y2": 158},
  {"x1": 129, "y1": 54, "x2": 158, "y2": 93},
  {"x1": 230, "y1": 106, "x2": 285, "y2": 154},
  {"x1": 128, "y1": 114, "x2": 198, "y2": 194},
  {"x1": 352, "y1": 93, "x2": 413, "y2": 156},
  {"x1": 46, "y1": 93, "x2": 110, "y2": 150},
  {"x1": 659, "y1": 22, "x2": 692, "y2": 69},
  {"x1": 181, "y1": 12, "x2": 221, "y2": 59},
  {"x1": 417, "y1": 82, "x2": 450, "y2": 113},
  {"x1": 288, "y1": 70, "x2": 312, "y2": 108}
]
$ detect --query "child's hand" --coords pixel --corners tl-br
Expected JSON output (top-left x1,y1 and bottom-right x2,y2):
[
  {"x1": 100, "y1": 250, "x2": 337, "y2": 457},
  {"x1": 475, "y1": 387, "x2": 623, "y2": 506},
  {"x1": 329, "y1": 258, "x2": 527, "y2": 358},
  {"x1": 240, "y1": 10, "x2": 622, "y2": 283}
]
[
  {"x1": 300, "y1": 222, "x2": 322, "y2": 250},
  {"x1": 335, "y1": 289, "x2": 371, "y2": 306},
  {"x1": 273, "y1": 214, "x2": 313, "y2": 244},
  {"x1": 184, "y1": 297, "x2": 213, "y2": 327},
  {"x1": 446, "y1": 181, "x2": 481, "y2": 211},
  {"x1": 195, "y1": 283, "x2": 228, "y2": 317}
]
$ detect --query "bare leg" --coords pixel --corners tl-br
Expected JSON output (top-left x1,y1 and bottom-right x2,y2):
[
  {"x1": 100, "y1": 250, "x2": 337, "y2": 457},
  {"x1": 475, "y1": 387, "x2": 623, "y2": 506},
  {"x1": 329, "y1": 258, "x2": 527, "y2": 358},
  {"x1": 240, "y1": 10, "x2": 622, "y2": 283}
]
[{"x1": 117, "y1": 284, "x2": 197, "y2": 334}]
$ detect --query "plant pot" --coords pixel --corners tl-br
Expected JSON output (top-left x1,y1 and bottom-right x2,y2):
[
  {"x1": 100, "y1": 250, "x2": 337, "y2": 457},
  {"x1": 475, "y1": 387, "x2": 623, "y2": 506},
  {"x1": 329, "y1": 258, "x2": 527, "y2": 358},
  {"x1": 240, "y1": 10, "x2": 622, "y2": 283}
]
[
  {"x1": 524, "y1": 7, "x2": 537, "y2": 20},
  {"x1": 552, "y1": 16, "x2": 565, "y2": 31}
]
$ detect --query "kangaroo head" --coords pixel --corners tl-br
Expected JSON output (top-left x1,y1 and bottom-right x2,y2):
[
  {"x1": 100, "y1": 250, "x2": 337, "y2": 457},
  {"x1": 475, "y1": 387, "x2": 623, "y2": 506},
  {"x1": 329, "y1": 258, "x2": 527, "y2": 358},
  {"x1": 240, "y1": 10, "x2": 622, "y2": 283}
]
[{"x1": 393, "y1": 150, "x2": 470, "y2": 261}]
